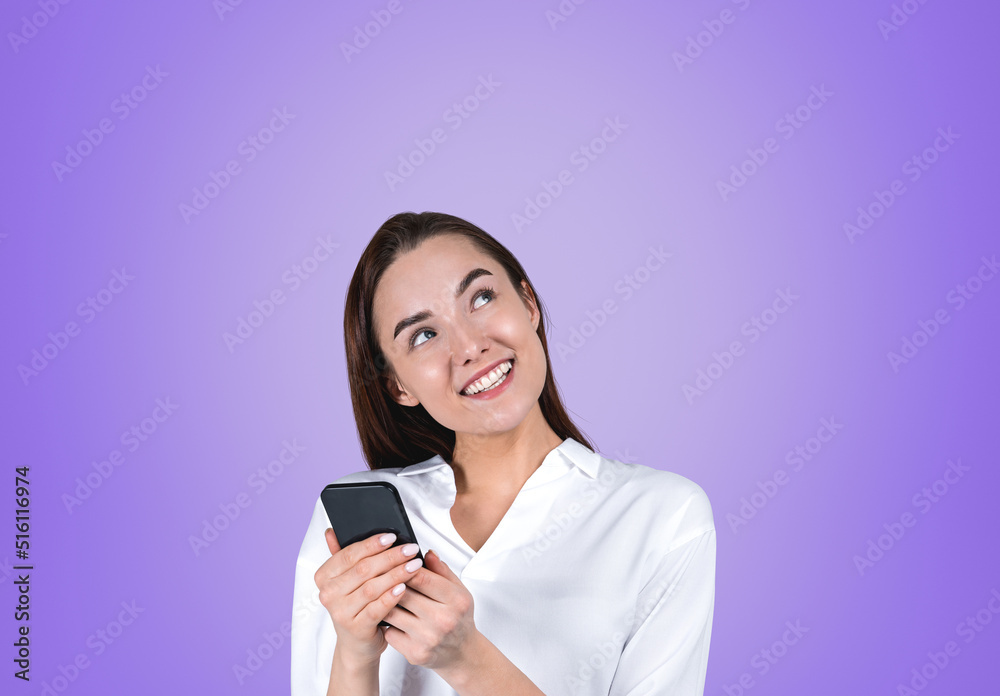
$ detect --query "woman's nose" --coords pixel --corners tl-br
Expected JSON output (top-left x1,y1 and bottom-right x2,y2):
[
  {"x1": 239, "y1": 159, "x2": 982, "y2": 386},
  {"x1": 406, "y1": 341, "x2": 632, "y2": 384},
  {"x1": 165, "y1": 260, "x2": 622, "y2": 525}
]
[{"x1": 451, "y1": 318, "x2": 489, "y2": 362}]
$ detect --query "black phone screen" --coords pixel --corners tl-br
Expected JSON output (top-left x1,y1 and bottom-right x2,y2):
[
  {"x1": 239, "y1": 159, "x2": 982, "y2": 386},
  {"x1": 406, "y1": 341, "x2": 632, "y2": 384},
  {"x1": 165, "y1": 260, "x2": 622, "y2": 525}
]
[{"x1": 320, "y1": 481, "x2": 422, "y2": 553}]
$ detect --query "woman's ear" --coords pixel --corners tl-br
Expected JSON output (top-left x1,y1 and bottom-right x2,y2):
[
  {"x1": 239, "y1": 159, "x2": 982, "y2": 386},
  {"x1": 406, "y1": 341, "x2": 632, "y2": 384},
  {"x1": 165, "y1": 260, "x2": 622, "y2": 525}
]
[
  {"x1": 385, "y1": 374, "x2": 420, "y2": 407},
  {"x1": 521, "y1": 279, "x2": 540, "y2": 331}
]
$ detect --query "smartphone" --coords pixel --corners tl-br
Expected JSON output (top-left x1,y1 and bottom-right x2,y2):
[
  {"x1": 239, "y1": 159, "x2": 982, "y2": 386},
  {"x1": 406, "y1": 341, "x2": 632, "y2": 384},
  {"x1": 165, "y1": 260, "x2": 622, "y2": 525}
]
[{"x1": 320, "y1": 481, "x2": 424, "y2": 629}]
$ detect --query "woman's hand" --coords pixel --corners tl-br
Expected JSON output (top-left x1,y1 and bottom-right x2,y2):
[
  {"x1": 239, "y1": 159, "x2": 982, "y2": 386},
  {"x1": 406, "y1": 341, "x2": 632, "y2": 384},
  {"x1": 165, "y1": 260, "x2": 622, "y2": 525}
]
[
  {"x1": 381, "y1": 550, "x2": 480, "y2": 673},
  {"x1": 313, "y1": 528, "x2": 424, "y2": 666}
]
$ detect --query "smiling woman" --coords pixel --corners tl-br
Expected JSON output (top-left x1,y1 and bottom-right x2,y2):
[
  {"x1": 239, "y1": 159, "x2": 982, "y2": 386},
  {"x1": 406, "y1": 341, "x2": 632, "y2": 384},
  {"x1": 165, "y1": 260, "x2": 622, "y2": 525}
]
[{"x1": 291, "y1": 211, "x2": 716, "y2": 696}]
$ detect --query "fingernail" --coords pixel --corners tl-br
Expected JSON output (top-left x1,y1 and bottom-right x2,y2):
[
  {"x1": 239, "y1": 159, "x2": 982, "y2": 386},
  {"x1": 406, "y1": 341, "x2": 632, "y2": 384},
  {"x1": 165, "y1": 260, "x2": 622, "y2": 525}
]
[
  {"x1": 405, "y1": 558, "x2": 423, "y2": 573},
  {"x1": 392, "y1": 583, "x2": 405, "y2": 596},
  {"x1": 379, "y1": 533, "x2": 396, "y2": 546},
  {"x1": 401, "y1": 543, "x2": 419, "y2": 556}
]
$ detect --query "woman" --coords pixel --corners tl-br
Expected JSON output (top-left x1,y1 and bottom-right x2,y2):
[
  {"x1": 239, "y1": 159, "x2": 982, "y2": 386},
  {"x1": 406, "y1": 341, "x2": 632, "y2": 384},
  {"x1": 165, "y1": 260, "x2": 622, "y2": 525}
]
[{"x1": 291, "y1": 212, "x2": 716, "y2": 695}]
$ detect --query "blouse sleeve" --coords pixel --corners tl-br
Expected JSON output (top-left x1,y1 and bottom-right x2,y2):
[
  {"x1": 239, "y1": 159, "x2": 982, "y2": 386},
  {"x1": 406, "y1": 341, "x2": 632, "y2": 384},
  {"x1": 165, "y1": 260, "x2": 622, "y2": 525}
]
[
  {"x1": 290, "y1": 494, "x2": 339, "y2": 696},
  {"x1": 608, "y1": 515, "x2": 717, "y2": 695}
]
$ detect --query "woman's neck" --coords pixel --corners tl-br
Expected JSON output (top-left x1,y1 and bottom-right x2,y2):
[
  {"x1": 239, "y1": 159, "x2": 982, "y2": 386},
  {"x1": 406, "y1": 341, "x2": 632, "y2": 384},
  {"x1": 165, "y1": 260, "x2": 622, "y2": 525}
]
[{"x1": 449, "y1": 411, "x2": 564, "y2": 498}]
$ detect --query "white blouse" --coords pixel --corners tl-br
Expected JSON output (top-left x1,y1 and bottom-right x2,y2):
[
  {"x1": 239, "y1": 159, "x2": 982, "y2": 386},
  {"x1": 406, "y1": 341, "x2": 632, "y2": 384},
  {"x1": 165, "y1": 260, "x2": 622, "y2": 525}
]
[{"x1": 291, "y1": 437, "x2": 716, "y2": 695}]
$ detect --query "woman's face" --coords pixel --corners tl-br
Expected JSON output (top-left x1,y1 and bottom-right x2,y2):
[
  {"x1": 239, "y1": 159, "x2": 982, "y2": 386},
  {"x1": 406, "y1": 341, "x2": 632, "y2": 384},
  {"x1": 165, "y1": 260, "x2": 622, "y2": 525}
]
[{"x1": 373, "y1": 234, "x2": 546, "y2": 437}]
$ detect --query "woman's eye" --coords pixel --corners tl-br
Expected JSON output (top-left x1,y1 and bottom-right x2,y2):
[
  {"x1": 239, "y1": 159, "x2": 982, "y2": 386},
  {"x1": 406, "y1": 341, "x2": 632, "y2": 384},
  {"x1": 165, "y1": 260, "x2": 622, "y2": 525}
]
[
  {"x1": 473, "y1": 288, "x2": 495, "y2": 309},
  {"x1": 411, "y1": 329, "x2": 434, "y2": 348}
]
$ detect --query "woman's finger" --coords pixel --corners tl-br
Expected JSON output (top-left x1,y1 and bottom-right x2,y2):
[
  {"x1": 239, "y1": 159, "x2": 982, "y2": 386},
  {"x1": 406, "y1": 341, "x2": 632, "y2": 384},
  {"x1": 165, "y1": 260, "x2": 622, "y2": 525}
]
[
  {"x1": 394, "y1": 581, "x2": 439, "y2": 621},
  {"x1": 324, "y1": 528, "x2": 341, "y2": 557},
  {"x1": 423, "y1": 549, "x2": 457, "y2": 580},
  {"x1": 401, "y1": 564, "x2": 455, "y2": 605}
]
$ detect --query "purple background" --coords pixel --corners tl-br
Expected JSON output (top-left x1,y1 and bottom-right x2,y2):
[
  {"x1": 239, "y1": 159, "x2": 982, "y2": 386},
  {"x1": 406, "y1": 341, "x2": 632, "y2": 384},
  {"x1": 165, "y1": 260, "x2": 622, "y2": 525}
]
[{"x1": 3, "y1": 0, "x2": 999, "y2": 693}]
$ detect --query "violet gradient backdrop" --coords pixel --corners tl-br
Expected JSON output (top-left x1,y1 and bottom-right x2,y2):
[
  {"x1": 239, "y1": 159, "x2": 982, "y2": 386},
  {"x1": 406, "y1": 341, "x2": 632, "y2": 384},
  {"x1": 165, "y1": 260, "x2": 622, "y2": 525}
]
[{"x1": 2, "y1": 0, "x2": 999, "y2": 693}]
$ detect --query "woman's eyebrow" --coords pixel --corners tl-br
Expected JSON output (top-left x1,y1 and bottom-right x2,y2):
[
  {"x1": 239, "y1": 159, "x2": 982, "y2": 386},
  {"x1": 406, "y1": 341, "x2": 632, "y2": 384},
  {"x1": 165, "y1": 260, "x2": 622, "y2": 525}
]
[{"x1": 392, "y1": 268, "x2": 493, "y2": 341}]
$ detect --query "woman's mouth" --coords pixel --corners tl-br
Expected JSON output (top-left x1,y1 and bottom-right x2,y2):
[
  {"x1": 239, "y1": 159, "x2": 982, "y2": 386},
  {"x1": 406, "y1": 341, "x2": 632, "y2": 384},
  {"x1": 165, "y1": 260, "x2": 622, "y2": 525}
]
[{"x1": 461, "y1": 359, "x2": 514, "y2": 397}]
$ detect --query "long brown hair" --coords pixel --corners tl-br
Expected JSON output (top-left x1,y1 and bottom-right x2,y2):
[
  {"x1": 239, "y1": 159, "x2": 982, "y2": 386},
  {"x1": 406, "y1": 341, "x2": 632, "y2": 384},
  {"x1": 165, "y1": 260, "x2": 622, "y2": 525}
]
[{"x1": 344, "y1": 211, "x2": 595, "y2": 470}]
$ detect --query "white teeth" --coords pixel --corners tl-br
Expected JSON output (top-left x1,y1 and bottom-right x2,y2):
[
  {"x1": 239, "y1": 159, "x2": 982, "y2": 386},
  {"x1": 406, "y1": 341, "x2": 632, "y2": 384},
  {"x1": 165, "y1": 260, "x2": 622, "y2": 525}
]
[{"x1": 463, "y1": 360, "x2": 512, "y2": 395}]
